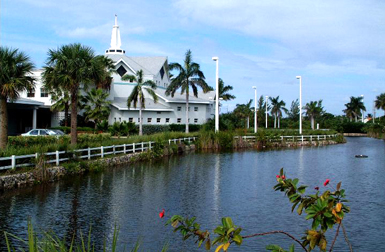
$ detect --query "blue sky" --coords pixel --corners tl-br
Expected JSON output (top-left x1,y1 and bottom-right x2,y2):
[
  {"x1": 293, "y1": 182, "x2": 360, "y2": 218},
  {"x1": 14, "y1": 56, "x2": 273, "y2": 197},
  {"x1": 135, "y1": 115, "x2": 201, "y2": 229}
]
[{"x1": 1, "y1": 0, "x2": 384, "y2": 115}]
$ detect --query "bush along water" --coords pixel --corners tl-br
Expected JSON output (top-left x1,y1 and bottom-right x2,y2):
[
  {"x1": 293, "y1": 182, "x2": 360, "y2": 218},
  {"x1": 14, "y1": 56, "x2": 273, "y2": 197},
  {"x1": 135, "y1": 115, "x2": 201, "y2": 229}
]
[{"x1": 166, "y1": 168, "x2": 352, "y2": 252}]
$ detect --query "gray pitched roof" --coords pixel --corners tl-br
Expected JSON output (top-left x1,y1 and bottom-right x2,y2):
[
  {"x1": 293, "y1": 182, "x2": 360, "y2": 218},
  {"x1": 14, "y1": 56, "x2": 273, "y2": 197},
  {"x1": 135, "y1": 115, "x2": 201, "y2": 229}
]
[
  {"x1": 107, "y1": 54, "x2": 167, "y2": 75},
  {"x1": 111, "y1": 97, "x2": 173, "y2": 111},
  {"x1": 156, "y1": 90, "x2": 215, "y2": 104}
]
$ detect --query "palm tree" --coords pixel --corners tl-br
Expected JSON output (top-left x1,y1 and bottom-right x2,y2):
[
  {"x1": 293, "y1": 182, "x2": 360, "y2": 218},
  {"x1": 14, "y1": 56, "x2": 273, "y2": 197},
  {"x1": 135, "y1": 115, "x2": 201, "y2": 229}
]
[
  {"x1": 122, "y1": 69, "x2": 158, "y2": 136},
  {"x1": 257, "y1": 95, "x2": 270, "y2": 127},
  {"x1": 217, "y1": 78, "x2": 236, "y2": 101},
  {"x1": 0, "y1": 47, "x2": 35, "y2": 149},
  {"x1": 165, "y1": 50, "x2": 210, "y2": 133},
  {"x1": 375, "y1": 93, "x2": 385, "y2": 117},
  {"x1": 343, "y1": 103, "x2": 355, "y2": 122},
  {"x1": 50, "y1": 89, "x2": 70, "y2": 127},
  {"x1": 42, "y1": 43, "x2": 114, "y2": 145},
  {"x1": 234, "y1": 99, "x2": 253, "y2": 128},
  {"x1": 304, "y1": 100, "x2": 324, "y2": 129},
  {"x1": 287, "y1": 99, "x2": 300, "y2": 121},
  {"x1": 269, "y1": 96, "x2": 287, "y2": 128},
  {"x1": 81, "y1": 88, "x2": 111, "y2": 129},
  {"x1": 344, "y1": 96, "x2": 366, "y2": 122}
]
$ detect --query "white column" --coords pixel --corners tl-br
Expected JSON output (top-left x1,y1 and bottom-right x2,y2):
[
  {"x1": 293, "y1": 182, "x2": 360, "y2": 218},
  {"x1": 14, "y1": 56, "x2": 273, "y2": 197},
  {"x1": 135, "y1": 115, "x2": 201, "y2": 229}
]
[
  {"x1": 361, "y1": 94, "x2": 364, "y2": 123},
  {"x1": 253, "y1": 86, "x2": 257, "y2": 133},
  {"x1": 213, "y1": 57, "x2": 219, "y2": 133},
  {"x1": 32, "y1": 107, "x2": 37, "y2": 129},
  {"x1": 296, "y1": 76, "x2": 302, "y2": 134},
  {"x1": 265, "y1": 96, "x2": 269, "y2": 129}
]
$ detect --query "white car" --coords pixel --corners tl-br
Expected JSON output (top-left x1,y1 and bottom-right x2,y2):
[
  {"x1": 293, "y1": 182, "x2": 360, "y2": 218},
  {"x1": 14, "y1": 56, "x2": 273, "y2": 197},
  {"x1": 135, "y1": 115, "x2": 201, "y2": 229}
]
[{"x1": 21, "y1": 129, "x2": 57, "y2": 136}]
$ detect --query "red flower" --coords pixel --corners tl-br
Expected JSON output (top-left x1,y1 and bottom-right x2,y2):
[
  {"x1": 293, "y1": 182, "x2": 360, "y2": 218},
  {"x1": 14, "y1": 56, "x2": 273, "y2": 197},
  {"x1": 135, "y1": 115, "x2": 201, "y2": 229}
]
[
  {"x1": 323, "y1": 179, "x2": 330, "y2": 186},
  {"x1": 276, "y1": 175, "x2": 280, "y2": 178},
  {"x1": 315, "y1": 187, "x2": 319, "y2": 190},
  {"x1": 159, "y1": 209, "x2": 165, "y2": 218},
  {"x1": 281, "y1": 175, "x2": 286, "y2": 180}
]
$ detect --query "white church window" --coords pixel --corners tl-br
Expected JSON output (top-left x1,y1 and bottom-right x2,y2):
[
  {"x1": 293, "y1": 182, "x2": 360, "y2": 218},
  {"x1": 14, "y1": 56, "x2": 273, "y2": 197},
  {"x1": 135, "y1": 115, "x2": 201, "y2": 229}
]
[
  {"x1": 194, "y1": 107, "x2": 198, "y2": 111},
  {"x1": 177, "y1": 107, "x2": 181, "y2": 111},
  {"x1": 40, "y1": 88, "x2": 49, "y2": 97},
  {"x1": 177, "y1": 118, "x2": 181, "y2": 123},
  {"x1": 157, "y1": 118, "x2": 161, "y2": 123},
  {"x1": 148, "y1": 118, "x2": 152, "y2": 123},
  {"x1": 27, "y1": 89, "x2": 35, "y2": 97},
  {"x1": 117, "y1": 65, "x2": 127, "y2": 77},
  {"x1": 194, "y1": 118, "x2": 198, "y2": 123},
  {"x1": 129, "y1": 118, "x2": 133, "y2": 122},
  {"x1": 166, "y1": 118, "x2": 170, "y2": 123}
]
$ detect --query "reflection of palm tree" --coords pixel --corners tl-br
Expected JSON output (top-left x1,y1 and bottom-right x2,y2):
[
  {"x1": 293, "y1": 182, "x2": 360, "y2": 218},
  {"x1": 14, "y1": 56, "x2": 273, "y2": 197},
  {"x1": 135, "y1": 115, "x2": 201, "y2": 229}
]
[
  {"x1": 343, "y1": 96, "x2": 365, "y2": 122},
  {"x1": 269, "y1": 96, "x2": 287, "y2": 128},
  {"x1": 122, "y1": 70, "x2": 158, "y2": 136},
  {"x1": 234, "y1": 99, "x2": 253, "y2": 128},
  {"x1": 165, "y1": 50, "x2": 210, "y2": 133},
  {"x1": 81, "y1": 88, "x2": 111, "y2": 129},
  {"x1": 375, "y1": 93, "x2": 385, "y2": 117},
  {"x1": 304, "y1": 100, "x2": 324, "y2": 129},
  {"x1": 0, "y1": 47, "x2": 35, "y2": 149}
]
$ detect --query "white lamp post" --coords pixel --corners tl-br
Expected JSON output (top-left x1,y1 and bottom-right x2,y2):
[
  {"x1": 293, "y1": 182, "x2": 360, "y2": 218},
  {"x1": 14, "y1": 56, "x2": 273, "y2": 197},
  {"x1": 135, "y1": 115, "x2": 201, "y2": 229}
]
[
  {"x1": 296, "y1": 76, "x2": 302, "y2": 134},
  {"x1": 265, "y1": 96, "x2": 269, "y2": 129},
  {"x1": 212, "y1": 57, "x2": 219, "y2": 132},
  {"x1": 253, "y1": 86, "x2": 257, "y2": 133},
  {"x1": 361, "y1": 94, "x2": 364, "y2": 123}
]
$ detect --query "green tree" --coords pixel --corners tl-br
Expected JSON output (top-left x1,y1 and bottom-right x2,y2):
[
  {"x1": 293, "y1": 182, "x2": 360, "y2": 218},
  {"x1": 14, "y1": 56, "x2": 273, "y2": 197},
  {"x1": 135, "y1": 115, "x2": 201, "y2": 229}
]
[
  {"x1": 42, "y1": 43, "x2": 114, "y2": 145},
  {"x1": 269, "y1": 96, "x2": 287, "y2": 129},
  {"x1": 122, "y1": 69, "x2": 158, "y2": 136},
  {"x1": 343, "y1": 96, "x2": 366, "y2": 122},
  {"x1": 375, "y1": 93, "x2": 385, "y2": 117},
  {"x1": 304, "y1": 100, "x2": 324, "y2": 129},
  {"x1": 166, "y1": 50, "x2": 211, "y2": 133},
  {"x1": 217, "y1": 78, "x2": 236, "y2": 101},
  {"x1": 287, "y1": 99, "x2": 300, "y2": 121},
  {"x1": 257, "y1": 95, "x2": 270, "y2": 128},
  {"x1": 234, "y1": 99, "x2": 253, "y2": 129},
  {"x1": 0, "y1": 47, "x2": 35, "y2": 149},
  {"x1": 342, "y1": 103, "x2": 355, "y2": 122},
  {"x1": 81, "y1": 88, "x2": 111, "y2": 129}
]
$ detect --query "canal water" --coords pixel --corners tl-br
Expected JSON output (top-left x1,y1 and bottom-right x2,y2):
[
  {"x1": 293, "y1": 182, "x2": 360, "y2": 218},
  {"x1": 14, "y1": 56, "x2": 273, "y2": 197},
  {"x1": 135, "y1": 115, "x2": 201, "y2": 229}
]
[{"x1": 0, "y1": 137, "x2": 384, "y2": 251}]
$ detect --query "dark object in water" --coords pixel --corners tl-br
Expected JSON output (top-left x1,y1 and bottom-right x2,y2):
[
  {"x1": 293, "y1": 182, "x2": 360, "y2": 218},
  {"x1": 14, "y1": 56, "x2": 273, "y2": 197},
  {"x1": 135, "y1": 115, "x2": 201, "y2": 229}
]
[{"x1": 355, "y1": 155, "x2": 368, "y2": 158}]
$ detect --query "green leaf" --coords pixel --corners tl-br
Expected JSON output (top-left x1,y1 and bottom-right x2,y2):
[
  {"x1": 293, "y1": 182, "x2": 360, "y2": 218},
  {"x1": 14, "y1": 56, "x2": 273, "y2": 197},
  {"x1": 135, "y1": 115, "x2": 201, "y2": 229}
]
[
  {"x1": 232, "y1": 235, "x2": 243, "y2": 245},
  {"x1": 298, "y1": 186, "x2": 307, "y2": 194},
  {"x1": 289, "y1": 244, "x2": 295, "y2": 252},
  {"x1": 297, "y1": 203, "x2": 304, "y2": 215},
  {"x1": 336, "y1": 182, "x2": 341, "y2": 191},
  {"x1": 292, "y1": 178, "x2": 299, "y2": 186},
  {"x1": 205, "y1": 239, "x2": 211, "y2": 250}
]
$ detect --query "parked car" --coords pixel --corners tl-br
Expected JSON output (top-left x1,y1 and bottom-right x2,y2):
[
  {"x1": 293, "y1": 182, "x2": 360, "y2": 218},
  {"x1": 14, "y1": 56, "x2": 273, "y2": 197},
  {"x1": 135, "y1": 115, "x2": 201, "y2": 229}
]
[
  {"x1": 50, "y1": 129, "x2": 66, "y2": 136},
  {"x1": 21, "y1": 129, "x2": 58, "y2": 136}
]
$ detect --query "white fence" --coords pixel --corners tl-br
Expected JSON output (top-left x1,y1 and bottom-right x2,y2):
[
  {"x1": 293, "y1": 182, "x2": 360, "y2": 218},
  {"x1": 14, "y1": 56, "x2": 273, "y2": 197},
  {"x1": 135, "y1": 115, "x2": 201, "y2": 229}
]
[
  {"x1": 0, "y1": 137, "x2": 197, "y2": 171},
  {"x1": 235, "y1": 134, "x2": 338, "y2": 143}
]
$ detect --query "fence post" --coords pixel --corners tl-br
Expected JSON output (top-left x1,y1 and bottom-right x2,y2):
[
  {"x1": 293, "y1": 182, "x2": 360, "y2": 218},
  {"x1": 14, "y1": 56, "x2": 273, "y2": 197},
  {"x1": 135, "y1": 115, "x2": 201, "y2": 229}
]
[
  {"x1": 179, "y1": 138, "x2": 182, "y2": 144},
  {"x1": 133, "y1": 143, "x2": 136, "y2": 153},
  {"x1": 11, "y1": 155, "x2": 16, "y2": 169},
  {"x1": 113, "y1": 145, "x2": 116, "y2": 155},
  {"x1": 101, "y1": 146, "x2": 104, "y2": 158},
  {"x1": 174, "y1": 139, "x2": 177, "y2": 144},
  {"x1": 88, "y1": 147, "x2": 91, "y2": 160},
  {"x1": 149, "y1": 141, "x2": 151, "y2": 150},
  {"x1": 123, "y1": 144, "x2": 126, "y2": 154},
  {"x1": 324, "y1": 135, "x2": 326, "y2": 140},
  {"x1": 318, "y1": 135, "x2": 320, "y2": 140},
  {"x1": 141, "y1": 142, "x2": 144, "y2": 152},
  {"x1": 281, "y1": 136, "x2": 283, "y2": 142},
  {"x1": 168, "y1": 139, "x2": 171, "y2": 145},
  {"x1": 310, "y1": 136, "x2": 312, "y2": 142},
  {"x1": 301, "y1": 136, "x2": 304, "y2": 143},
  {"x1": 56, "y1": 151, "x2": 59, "y2": 166}
]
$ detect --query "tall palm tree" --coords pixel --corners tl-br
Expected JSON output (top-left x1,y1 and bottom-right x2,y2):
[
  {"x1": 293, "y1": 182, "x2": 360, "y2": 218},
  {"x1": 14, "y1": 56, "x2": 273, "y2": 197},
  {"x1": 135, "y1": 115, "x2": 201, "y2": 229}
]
[
  {"x1": 0, "y1": 47, "x2": 35, "y2": 149},
  {"x1": 42, "y1": 43, "x2": 114, "y2": 145},
  {"x1": 344, "y1": 96, "x2": 366, "y2": 122},
  {"x1": 269, "y1": 96, "x2": 287, "y2": 128},
  {"x1": 234, "y1": 99, "x2": 253, "y2": 128},
  {"x1": 343, "y1": 103, "x2": 355, "y2": 122},
  {"x1": 165, "y1": 50, "x2": 210, "y2": 133},
  {"x1": 304, "y1": 100, "x2": 324, "y2": 129},
  {"x1": 81, "y1": 88, "x2": 111, "y2": 129},
  {"x1": 122, "y1": 69, "x2": 158, "y2": 136},
  {"x1": 217, "y1": 78, "x2": 236, "y2": 101},
  {"x1": 375, "y1": 93, "x2": 385, "y2": 117}
]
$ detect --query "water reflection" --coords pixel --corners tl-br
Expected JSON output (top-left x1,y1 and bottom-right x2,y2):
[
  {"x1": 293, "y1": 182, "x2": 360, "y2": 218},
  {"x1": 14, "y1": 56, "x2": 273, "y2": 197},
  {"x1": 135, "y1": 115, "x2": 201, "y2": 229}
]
[{"x1": 0, "y1": 138, "x2": 384, "y2": 251}]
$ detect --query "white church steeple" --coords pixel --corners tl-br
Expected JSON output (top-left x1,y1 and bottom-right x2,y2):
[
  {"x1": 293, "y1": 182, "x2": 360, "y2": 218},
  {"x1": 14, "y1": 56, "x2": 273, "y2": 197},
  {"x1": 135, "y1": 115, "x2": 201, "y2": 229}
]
[{"x1": 106, "y1": 15, "x2": 125, "y2": 54}]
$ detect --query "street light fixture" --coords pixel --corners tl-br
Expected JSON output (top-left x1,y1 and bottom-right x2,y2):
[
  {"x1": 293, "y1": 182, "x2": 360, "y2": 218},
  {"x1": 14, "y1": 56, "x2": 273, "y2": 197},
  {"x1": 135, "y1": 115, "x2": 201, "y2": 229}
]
[
  {"x1": 296, "y1": 76, "x2": 302, "y2": 134},
  {"x1": 265, "y1": 96, "x2": 269, "y2": 129},
  {"x1": 361, "y1": 94, "x2": 364, "y2": 123},
  {"x1": 252, "y1": 86, "x2": 257, "y2": 133},
  {"x1": 212, "y1": 57, "x2": 219, "y2": 132}
]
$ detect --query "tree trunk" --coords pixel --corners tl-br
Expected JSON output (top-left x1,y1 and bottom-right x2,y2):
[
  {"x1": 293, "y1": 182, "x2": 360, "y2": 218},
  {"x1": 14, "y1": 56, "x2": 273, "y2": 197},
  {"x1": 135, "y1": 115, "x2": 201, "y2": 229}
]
[
  {"x1": 185, "y1": 90, "x2": 189, "y2": 133},
  {"x1": 64, "y1": 103, "x2": 69, "y2": 127},
  {"x1": 278, "y1": 117, "x2": 280, "y2": 129},
  {"x1": 139, "y1": 102, "x2": 143, "y2": 136},
  {"x1": 274, "y1": 114, "x2": 277, "y2": 128},
  {"x1": 70, "y1": 90, "x2": 78, "y2": 145},
  {"x1": 0, "y1": 96, "x2": 8, "y2": 150}
]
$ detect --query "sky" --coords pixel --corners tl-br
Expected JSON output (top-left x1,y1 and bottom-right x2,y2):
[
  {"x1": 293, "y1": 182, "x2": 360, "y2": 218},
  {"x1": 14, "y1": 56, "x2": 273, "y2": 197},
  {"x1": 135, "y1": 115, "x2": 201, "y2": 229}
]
[{"x1": 1, "y1": 0, "x2": 384, "y2": 115}]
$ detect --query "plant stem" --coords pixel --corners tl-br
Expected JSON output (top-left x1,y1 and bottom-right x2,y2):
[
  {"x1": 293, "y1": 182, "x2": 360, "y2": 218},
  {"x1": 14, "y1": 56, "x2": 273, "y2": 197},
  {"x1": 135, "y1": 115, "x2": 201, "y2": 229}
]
[
  {"x1": 242, "y1": 230, "x2": 308, "y2": 252},
  {"x1": 329, "y1": 223, "x2": 341, "y2": 252},
  {"x1": 341, "y1": 223, "x2": 353, "y2": 252}
]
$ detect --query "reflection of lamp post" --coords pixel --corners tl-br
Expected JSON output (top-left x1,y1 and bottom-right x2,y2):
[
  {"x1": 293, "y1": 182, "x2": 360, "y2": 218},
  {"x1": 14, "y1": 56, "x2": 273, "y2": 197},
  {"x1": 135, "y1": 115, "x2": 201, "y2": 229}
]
[
  {"x1": 361, "y1": 94, "x2": 364, "y2": 123},
  {"x1": 296, "y1": 76, "x2": 302, "y2": 134},
  {"x1": 212, "y1": 57, "x2": 219, "y2": 132},
  {"x1": 265, "y1": 96, "x2": 269, "y2": 129},
  {"x1": 253, "y1": 86, "x2": 257, "y2": 133}
]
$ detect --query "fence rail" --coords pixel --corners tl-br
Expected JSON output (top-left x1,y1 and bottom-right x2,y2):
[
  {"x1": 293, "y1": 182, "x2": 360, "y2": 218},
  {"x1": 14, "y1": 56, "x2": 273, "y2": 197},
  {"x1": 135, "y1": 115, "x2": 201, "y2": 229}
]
[
  {"x1": 235, "y1": 134, "x2": 338, "y2": 142},
  {"x1": 0, "y1": 137, "x2": 197, "y2": 171}
]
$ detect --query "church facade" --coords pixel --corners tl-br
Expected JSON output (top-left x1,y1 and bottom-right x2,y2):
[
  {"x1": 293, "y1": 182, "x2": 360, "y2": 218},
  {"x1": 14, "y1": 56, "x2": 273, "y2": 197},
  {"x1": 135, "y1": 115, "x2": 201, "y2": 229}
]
[{"x1": 13, "y1": 16, "x2": 215, "y2": 134}]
